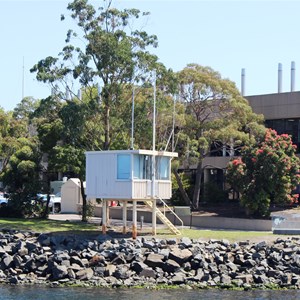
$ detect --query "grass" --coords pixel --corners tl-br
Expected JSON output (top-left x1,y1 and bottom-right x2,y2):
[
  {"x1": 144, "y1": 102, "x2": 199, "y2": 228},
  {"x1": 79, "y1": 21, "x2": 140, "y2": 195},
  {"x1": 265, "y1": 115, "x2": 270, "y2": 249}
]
[
  {"x1": 0, "y1": 217, "x2": 279, "y2": 242},
  {"x1": 0, "y1": 218, "x2": 100, "y2": 233}
]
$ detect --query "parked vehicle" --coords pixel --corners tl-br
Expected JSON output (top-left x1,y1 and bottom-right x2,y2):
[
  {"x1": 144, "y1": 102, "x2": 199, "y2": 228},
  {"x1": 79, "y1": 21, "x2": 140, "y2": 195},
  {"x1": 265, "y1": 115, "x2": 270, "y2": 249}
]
[
  {"x1": 36, "y1": 192, "x2": 61, "y2": 213},
  {"x1": 0, "y1": 192, "x2": 9, "y2": 206}
]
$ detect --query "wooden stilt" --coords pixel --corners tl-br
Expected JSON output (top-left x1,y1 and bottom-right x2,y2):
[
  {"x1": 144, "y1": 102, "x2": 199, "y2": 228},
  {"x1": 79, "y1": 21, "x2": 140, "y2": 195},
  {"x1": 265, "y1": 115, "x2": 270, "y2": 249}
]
[
  {"x1": 152, "y1": 199, "x2": 157, "y2": 235},
  {"x1": 122, "y1": 201, "x2": 127, "y2": 234},
  {"x1": 132, "y1": 200, "x2": 137, "y2": 239},
  {"x1": 102, "y1": 200, "x2": 107, "y2": 234}
]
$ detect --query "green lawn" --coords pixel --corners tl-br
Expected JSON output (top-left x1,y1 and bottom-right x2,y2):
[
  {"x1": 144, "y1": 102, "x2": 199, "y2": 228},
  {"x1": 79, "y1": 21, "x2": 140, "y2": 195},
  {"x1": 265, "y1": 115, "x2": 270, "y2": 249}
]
[
  {"x1": 0, "y1": 218, "x2": 99, "y2": 233},
  {"x1": 0, "y1": 217, "x2": 278, "y2": 242}
]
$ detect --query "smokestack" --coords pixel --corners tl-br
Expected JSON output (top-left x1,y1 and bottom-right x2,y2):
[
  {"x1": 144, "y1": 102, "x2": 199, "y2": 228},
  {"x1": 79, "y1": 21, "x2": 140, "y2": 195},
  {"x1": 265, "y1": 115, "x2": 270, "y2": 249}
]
[
  {"x1": 77, "y1": 88, "x2": 82, "y2": 100},
  {"x1": 241, "y1": 68, "x2": 245, "y2": 96},
  {"x1": 278, "y1": 63, "x2": 282, "y2": 93},
  {"x1": 291, "y1": 61, "x2": 296, "y2": 92}
]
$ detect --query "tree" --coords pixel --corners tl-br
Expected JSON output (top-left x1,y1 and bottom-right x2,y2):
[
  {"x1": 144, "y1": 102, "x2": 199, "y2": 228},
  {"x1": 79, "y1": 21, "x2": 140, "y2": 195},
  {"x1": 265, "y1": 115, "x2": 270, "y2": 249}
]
[
  {"x1": 226, "y1": 128, "x2": 300, "y2": 217},
  {"x1": 174, "y1": 64, "x2": 265, "y2": 210},
  {"x1": 0, "y1": 136, "x2": 42, "y2": 217},
  {"x1": 30, "y1": 0, "x2": 160, "y2": 151}
]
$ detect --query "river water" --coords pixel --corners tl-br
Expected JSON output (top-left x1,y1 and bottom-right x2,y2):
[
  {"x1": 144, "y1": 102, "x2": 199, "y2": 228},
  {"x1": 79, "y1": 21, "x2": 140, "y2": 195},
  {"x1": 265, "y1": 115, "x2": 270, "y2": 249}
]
[{"x1": 1, "y1": 286, "x2": 300, "y2": 300}]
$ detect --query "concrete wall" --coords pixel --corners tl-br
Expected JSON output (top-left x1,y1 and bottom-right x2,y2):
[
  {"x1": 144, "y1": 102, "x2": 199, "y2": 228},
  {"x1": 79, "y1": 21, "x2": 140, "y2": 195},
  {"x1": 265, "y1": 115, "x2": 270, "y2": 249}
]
[
  {"x1": 91, "y1": 205, "x2": 272, "y2": 232},
  {"x1": 246, "y1": 91, "x2": 300, "y2": 120}
]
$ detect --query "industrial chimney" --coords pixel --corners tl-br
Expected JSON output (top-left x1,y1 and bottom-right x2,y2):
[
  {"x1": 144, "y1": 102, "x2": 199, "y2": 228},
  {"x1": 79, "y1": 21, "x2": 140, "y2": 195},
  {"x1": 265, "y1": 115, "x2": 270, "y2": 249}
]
[
  {"x1": 278, "y1": 63, "x2": 282, "y2": 93},
  {"x1": 291, "y1": 61, "x2": 296, "y2": 92},
  {"x1": 241, "y1": 68, "x2": 245, "y2": 96}
]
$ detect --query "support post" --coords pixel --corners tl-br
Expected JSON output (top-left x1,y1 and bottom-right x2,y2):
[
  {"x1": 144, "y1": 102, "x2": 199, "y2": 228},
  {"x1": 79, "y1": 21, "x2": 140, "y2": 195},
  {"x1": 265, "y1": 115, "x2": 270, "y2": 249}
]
[
  {"x1": 132, "y1": 200, "x2": 137, "y2": 239},
  {"x1": 122, "y1": 201, "x2": 127, "y2": 234},
  {"x1": 102, "y1": 200, "x2": 107, "y2": 234},
  {"x1": 152, "y1": 199, "x2": 157, "y2": 236}
]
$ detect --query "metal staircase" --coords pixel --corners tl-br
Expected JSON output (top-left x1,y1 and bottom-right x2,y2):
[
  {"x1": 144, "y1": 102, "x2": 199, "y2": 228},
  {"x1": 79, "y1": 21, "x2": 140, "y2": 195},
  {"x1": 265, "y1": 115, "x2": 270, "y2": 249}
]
[{"x1": 143, "y1": 199, "x2": 182, "y2": 235}]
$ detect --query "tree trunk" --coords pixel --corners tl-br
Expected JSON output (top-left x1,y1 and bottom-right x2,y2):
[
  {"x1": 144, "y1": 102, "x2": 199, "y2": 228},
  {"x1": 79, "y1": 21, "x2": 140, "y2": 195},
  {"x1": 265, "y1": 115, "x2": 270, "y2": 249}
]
[
  {"x1": 104, "y1": 104, "x2": 110, "y2": 150},
  {"x1": 42, "y1": 193, "x2": 51, "y2": 219},
  {"x1": 173, "y1": 170, "x2": 192, "y2": 207},
  {"x1": 80, "y1": 178, "x2": 87, "y2": 222},
  {"x1": 192, "y1": 159, "x2": 203, "y2": 210}
]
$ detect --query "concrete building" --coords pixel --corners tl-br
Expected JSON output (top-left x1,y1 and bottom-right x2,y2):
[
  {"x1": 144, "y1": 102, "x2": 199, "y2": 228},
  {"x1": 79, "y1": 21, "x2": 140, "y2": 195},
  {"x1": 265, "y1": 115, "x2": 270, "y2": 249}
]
[{"x1": 201, "y1": 62, "x2": 300, "y2": 194}]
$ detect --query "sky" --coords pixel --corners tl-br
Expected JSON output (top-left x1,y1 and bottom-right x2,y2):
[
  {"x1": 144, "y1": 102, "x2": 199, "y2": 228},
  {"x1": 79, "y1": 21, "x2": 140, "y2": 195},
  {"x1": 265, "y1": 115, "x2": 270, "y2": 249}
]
[{"x1": 1, "y1": 0, "x2": 300, "y2": 111}]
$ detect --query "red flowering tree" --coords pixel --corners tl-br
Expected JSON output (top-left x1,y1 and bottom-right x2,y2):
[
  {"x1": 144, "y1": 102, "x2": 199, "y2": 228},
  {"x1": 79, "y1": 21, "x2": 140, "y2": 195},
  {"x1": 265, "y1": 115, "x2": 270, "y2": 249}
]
[{"x1": 226, "y1": 129, "x2": 300, "y2": 217}]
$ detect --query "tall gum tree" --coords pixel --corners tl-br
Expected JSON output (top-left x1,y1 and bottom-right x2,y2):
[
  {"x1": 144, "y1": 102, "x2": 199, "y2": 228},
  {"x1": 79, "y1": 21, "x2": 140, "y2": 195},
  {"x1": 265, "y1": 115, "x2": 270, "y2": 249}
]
[
  {"x1": 175, "y1": 64, "x2": 265, "y2": 210},
  {"x1": 30, "y1": 0, "x2": 161, "y2": 151}
]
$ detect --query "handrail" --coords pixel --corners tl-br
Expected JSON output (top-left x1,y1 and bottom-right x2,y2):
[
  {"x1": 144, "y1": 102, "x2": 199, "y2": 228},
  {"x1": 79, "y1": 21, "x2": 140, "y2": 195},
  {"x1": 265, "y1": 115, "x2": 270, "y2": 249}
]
[{"x1": 158, "y1": 198, "x2": 184, "y2": 233}]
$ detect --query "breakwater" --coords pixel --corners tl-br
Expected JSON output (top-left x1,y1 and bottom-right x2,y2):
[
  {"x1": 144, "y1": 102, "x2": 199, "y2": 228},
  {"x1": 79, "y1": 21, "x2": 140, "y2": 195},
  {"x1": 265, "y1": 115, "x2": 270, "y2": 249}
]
[{"x1": 0, "y1": 229, "x2": 300, "y2": 289}]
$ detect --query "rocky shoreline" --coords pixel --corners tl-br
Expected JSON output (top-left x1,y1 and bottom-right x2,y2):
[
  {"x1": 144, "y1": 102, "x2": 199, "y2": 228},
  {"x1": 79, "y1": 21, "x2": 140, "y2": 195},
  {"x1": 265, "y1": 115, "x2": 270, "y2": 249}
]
[{"x1": 0, "y1": 229, "x2": 300, "y2": 289}]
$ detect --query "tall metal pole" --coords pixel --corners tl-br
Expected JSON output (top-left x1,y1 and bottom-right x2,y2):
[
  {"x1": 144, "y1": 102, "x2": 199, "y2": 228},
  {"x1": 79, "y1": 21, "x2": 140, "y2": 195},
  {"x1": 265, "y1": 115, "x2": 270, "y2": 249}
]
[
  {"x1": 172, "y1": 95, "x2": 176, "y2": 152},
  {"x1": 131, "y1": 87, "x2": 135, "y2": 149},
  {"x1": 152, "y1": 70, "x2": 157, "y2": 235},
  {"x1": 152, "y1": 70, "x2": 156, "y2": 196}
]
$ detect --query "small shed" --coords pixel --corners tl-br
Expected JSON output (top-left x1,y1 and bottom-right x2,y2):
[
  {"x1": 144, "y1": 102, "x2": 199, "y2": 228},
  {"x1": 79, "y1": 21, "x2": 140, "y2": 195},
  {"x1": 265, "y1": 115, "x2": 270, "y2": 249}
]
[
  {"x1": 85, "y1": 149, "x2": 178, "y2": 200},
  {"x1": 61, "y1": 178, "x2": 85, "y2": 213}
]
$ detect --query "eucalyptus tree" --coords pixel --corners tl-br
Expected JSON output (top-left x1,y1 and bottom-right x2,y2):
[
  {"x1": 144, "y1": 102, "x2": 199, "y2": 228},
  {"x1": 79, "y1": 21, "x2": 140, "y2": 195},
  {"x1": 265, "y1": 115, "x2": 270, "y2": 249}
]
[
  {"x1": 175, "y1": 64, "x2": 265, "y2": 210},
  {"x1": 31, "y1": 0, "x2": 161, "y2": 151}
]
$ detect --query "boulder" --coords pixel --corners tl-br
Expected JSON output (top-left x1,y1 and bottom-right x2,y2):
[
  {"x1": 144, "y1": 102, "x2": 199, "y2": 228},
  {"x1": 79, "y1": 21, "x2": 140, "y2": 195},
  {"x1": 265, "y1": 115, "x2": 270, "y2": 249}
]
[{"x1": 169, "y1": 248, "x2": 193, "y2": 265}]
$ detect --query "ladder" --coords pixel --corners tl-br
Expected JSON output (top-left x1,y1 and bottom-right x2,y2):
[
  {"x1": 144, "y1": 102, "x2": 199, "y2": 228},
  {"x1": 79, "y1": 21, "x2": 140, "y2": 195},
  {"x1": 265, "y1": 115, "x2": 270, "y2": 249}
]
[{"x1": 143, "y1": 200, "x2": 182, "y2": 235}]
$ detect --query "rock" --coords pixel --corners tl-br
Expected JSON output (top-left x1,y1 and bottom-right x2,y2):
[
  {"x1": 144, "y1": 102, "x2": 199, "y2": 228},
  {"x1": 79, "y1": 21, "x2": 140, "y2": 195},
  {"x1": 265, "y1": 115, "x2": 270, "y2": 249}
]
[
  {"x1": 235, "y1": 274, "x2": 253, "y2": 284},
  {"x1": 131, "y1": 261, "x2": 148, "y2": 274},
  {"x1": 139, "y1": 268, "x2": 156, "y2": 278},
  {"x1": 76, "y1": 268, "x2": 94, "y2": 280},
  {"x1": 37, "y1": 234, "x2": 51, "y2": 246},
  {"x1": 253, "y1": 274, "x2": 269, "y2": 284},
  {"x1": 221, "y1": 274, "x2": 232, "y2": 285},
  {"x1": 162, "y1": 259, "x2": 180, "y2": 274},
  {"x1": 179, "y1": 237, "x2": 192, "y2": 248},
  {"x1": 51, "y1": 264, "x2": 68, "y2": 280},
  {"x1": 89, "y1": 254, "x2": 105, "y2": 266},
  {"x1": 169, "y1": 248, "x2": 193, "y2": 265},
  {"x1": 104, "y1": 264, "x2": 116, "y2": 276},
  {"x1": 113, "y1": 265, "x2": 131, "y2": 279},
  {"x1": 171, "y1": 272, "x2": 185, "y2": 284},
  {"x1": 9, "y1": 276, "x2": 19, "y2": 284},
  {"x1": 145, "y1": 253, "x2": 164, "y2": 269},
  {"x1": 1, "y1": 253, "x2": 13, "y2": 269},
  {"x1": 67, "y1": 268, "x2": 76, "y2": 279},
  {"x1": 70, "y1": 256, "x2": 85, "y2": 267}
]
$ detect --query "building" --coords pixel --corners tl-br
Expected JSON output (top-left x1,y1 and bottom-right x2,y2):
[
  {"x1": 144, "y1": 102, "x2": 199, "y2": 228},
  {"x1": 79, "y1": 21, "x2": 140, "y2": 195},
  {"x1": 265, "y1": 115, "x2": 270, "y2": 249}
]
[{"x1": 201, "y1": 62, "x2": 300, "y2": 196}]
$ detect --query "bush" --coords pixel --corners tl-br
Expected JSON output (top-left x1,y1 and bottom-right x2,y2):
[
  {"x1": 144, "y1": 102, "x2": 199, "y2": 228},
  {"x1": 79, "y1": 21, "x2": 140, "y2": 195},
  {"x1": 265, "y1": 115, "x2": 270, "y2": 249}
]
[{"x1": 202, "y1": 181, "x2": 228, "y2": 204}]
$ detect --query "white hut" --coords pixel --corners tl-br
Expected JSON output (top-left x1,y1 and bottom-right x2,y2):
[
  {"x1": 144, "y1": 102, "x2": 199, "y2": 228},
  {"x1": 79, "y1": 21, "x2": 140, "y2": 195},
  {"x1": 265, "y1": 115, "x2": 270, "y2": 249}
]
[
  {"x1": 85, "y1": 149, "x2": 178, "y2": 237},
  {"x1": 61, "y1": 178, "x2": 84, "y2": 213}
]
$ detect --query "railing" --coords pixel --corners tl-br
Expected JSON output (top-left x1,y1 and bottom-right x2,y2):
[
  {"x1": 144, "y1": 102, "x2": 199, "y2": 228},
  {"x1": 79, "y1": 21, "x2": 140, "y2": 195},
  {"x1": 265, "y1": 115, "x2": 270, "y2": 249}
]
[{"x1": 158, "y1": 198, "x2": 184, "y2": 232}]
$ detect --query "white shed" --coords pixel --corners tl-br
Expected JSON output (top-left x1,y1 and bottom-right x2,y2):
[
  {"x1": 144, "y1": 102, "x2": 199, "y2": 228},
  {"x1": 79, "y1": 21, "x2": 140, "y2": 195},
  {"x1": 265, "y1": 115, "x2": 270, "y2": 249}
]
[
  {"x1": 61, "y1": 178, "x2": 85, "y2": 213},
  {"x1": 85, "y1": 149, "x2": 178, "y2": 200}
]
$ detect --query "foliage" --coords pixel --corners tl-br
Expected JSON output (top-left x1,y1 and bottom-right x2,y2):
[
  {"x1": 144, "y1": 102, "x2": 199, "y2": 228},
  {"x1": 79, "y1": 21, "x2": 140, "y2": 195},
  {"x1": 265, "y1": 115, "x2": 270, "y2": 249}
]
[
  {"x1": 226, "y1": 129, "x2": 300, "y2": 217},
  {"x1": 170, "y1": 172, "x2": 193, "y2": 206},
  {"x1": 202, "y1": 181, "x2": 228, "y2": 204},
  {"x1": 30, "y1": 0, "x2": 162, "y2": 151},
  {"x1": 0, "y1": 137, "x2": 41, "y2": 195},
  {"x1": 174, "y1": 64, "x2": 265, "y2": 209},
  {"x1": 78, "y1": 201, "x2": 95, "y2": 220}
]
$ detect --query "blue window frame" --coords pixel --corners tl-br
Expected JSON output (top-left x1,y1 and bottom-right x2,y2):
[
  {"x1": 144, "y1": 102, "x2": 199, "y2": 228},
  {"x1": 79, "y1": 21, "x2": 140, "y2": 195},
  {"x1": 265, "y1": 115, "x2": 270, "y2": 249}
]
[{"x1": 117, "y1": 154, "x2": 131, "y2": 180}]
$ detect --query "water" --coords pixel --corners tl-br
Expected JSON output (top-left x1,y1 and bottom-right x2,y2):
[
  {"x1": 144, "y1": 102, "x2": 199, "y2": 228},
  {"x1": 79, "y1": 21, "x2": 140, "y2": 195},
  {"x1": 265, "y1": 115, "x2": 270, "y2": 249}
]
[{"x1": 1, "y1": 286, "x2": 300, "y2": 300}]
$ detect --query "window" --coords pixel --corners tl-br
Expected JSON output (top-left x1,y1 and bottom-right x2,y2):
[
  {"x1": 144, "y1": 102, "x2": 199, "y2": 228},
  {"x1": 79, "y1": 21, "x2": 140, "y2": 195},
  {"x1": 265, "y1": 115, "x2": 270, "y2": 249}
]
[
  {"x1": 117, "y1": 154, "x2": 131, "y2": 180},
  {"x1": 133, "y1": 155, "x2": 152, "y2": 179},
  {"x1": 156, "y1": 156, "x2": 170, "y2": 180}
]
